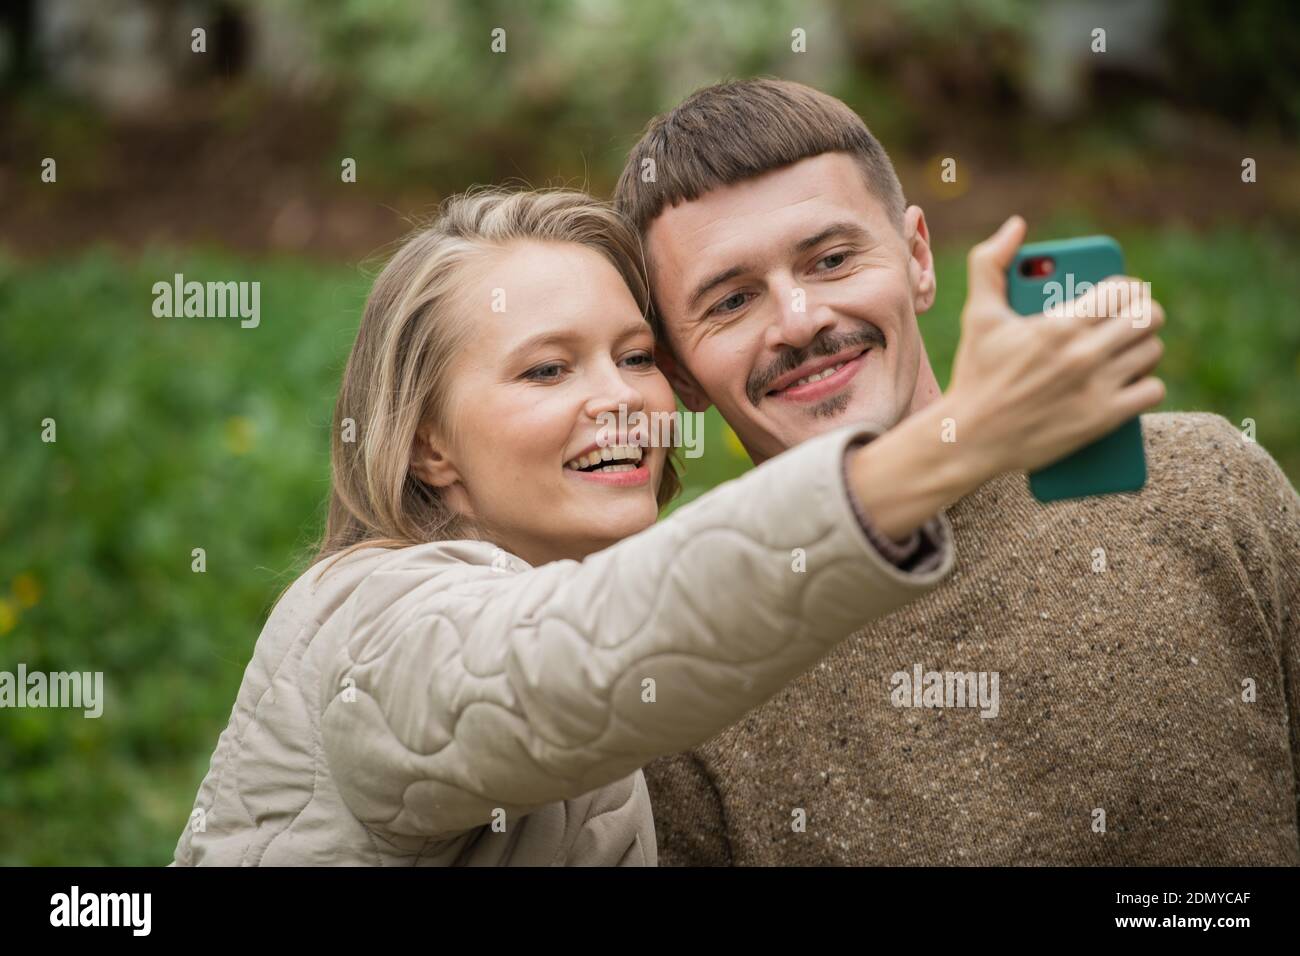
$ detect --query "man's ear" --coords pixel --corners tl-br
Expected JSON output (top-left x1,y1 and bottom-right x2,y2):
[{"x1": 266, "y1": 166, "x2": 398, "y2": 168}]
[
  {"x1": 656, "y1": 341, "x2": 713, "y2": 414},
  {"x1": 904, "y1": 205, "x2": 937, "y2": 315},
  {"x1": 410, "y1": 424, "x2": 462, "y2": 489}
]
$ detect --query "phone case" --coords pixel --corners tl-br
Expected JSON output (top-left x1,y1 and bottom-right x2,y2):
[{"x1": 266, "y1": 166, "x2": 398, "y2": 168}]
[{"x1": 1006, "y1": 236, "x2": 1148, "y2": 502}]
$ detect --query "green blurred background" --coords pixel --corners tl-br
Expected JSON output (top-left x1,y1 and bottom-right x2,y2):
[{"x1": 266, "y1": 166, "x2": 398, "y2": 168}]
[{"x1": 1, "y1": 0, "x2": 1297, "y2": 864}]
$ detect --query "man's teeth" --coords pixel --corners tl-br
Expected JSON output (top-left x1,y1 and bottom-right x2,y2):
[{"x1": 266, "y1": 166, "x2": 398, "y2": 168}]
[
  {"x1": 564, "y1": 445, "x2": 645, "y2": 471},
  {"x1": 788, "y1": 360, "x2": 848, "y2": 389}
]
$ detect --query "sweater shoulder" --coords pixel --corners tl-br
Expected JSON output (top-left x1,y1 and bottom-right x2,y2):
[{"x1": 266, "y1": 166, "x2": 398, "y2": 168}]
[
  {"x1": 1141, "y1": 410, "x2": 1241, "y2": 461},
  {"x1": 1143, "y1": 410, "x2": 1290, "y2": 478},
  {"x1": 1141, "y1": 410, "x2": 1297, "y2": 523}
]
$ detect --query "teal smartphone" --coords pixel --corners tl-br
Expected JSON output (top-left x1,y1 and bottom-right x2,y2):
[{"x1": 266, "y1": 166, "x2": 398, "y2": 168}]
[{"x1": 1006, "y1": 236, "x2": 1148, "y2": 502}]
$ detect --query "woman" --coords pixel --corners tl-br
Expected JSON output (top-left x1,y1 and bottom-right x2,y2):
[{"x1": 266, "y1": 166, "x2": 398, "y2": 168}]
[{"x1": 172, "y1": 189, "x2": 1163, "y2": 865}]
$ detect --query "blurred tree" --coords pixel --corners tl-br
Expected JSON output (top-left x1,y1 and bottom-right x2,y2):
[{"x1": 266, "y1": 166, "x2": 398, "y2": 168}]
[
  {"x1": 1165, "y1": 0, "x2": 1300, "y2": 130},
  {"x1": 0, "y1": 0, "x2": 37, "y2": 91}
]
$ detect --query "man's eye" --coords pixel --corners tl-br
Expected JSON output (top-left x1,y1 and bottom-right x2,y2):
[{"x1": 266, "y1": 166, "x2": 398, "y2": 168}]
[
  {"x1": 711, "y1": 291, "x2": 751, "y2": 316},
  {"x1": 816, "y1": 252, "x2": 849, "y2": 271},
  {"x1": 524, "y1": 362, "x2": 565, "y2": 382}
]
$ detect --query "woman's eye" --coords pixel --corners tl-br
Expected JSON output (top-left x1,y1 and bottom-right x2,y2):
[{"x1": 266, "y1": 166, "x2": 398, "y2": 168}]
[
  {"x1": 621, "y1": 351, "x2": 655, "y2": 369},
  {"x1": 711, "y1": 291, "x2": 751, "y2": 316},
  {"x1": 524, "y1": 362, "x2": 566, "y2": 382}
]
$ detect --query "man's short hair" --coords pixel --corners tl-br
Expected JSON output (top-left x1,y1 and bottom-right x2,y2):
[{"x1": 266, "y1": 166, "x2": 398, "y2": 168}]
[{"x1": 614, "y1": 77, "x2": 907, "y2": 241}]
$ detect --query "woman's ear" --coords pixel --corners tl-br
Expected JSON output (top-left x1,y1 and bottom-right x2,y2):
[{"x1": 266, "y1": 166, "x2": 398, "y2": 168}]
[
  {"x1": 410, "y1": 424, "x2": 462, "y2": 489},
  {"x1": 904, "y1": 205, "x2": 937, "y2": 315},
  {"x1": 656, "y1": 343, "x2": 712, "y2": 414}
]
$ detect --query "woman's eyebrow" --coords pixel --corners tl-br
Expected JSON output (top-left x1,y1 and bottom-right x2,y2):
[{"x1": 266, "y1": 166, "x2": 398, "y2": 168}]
[
  {"x1": 504, "y1": 319, "x2": 651, "y2": 364},
  {"x1": 504, "y1": 330, "x2": 576, "y2": 364}
]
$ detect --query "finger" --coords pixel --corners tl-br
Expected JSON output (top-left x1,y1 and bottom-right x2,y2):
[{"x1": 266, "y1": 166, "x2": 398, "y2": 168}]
[
  {"x1": 1121, "y1": 285, "x2": 1161, "y2": 331},
  {"x1": 1107, "y1": 376, "x2": 1166, "y2": 422},
  {"x1": 1061, "y1": 275, "x2": 1142, "y2": 325},
  {"x1": 1084, "y1": 297, "x2": 1166, "y2": 355},
  {"x1": 1103, "y1": 335, "x2": 1164, "y2": 386},
  {"x1": 965, "y1": 215, "x2": 1027, "y2": 312}
]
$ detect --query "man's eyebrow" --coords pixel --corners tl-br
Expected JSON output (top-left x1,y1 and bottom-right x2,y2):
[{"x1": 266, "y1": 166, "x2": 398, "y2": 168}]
[
  {"x1": 686, "y1": 264, "x2": 751, "y2": 314},
  {"x1": 684, "y1": 222, "x2": 875, "y2": 316},
  {"x1": 793, "y1": 221, "x2": 873, "y2": 254}
]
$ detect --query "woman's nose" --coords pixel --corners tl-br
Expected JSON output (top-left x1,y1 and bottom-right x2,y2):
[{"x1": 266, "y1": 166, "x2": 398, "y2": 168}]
[{"x1": 583, "y1": 361, "x2": 646, "y2": 420}]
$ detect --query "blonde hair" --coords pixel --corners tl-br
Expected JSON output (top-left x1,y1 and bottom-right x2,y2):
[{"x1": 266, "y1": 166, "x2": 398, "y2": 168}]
[{"x1": 313, "y1": 188, "x2": 681, "y2": 564}]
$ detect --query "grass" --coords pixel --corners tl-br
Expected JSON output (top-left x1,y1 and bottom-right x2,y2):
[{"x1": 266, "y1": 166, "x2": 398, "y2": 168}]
[{"x1": 0, "y1": 226, "x2": 1296, "y2": 864}]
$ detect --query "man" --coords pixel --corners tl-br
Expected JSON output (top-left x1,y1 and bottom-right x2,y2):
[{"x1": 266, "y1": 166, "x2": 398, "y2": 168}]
[{"x1": 613, "y1": 78, "x2": 1300, "y2": 864}]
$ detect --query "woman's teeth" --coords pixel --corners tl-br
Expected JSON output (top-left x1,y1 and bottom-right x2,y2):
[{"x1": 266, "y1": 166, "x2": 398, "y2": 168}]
[{"x1": 564, "y1": 445, "x2": 644, "y2": 472}]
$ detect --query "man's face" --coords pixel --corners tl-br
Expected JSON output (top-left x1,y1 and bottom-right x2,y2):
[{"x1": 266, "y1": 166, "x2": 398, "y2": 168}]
[{"x1": 645, "y1": 152, "x2": 937, "y2": 463}]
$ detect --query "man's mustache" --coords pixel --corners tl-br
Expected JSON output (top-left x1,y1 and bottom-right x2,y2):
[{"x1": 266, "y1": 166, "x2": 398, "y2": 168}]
[{"x1": 747, "y1": 325, "x2": 886, "y2": 406}]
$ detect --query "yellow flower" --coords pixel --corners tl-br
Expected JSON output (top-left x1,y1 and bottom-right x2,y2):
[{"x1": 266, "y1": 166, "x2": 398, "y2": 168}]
[
  {"x1": 0, "y1": 598, "x2": 15, "y2": 635},
  {"x1": 224, "y1": 416, "x2": 255, "y2": 456},
  {"x1": 12, "y1": 572, "x2": 41, "y2": 608},
  {"x1": 723, "y1": 423, "x2": 747, "y2": 459}
]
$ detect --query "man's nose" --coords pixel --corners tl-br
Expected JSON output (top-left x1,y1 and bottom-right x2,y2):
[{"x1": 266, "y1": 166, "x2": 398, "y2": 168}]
[{"x1": 765, "y1": 277, "x2": 835, "y2": 352}]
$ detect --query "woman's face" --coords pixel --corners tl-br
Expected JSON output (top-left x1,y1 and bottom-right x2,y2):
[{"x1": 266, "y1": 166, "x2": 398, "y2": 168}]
[{"x1": 419, "y1": 240, "x2": 677, "y2": 565}]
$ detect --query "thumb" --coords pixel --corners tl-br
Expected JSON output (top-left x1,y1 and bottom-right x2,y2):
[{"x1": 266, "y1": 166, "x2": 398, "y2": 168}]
[{"x1": 964, "y1": 215, "x2": 1027, "y2": 313}]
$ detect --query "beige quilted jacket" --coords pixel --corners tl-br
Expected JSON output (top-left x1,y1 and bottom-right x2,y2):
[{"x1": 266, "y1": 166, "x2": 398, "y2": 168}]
[{"x1": 171, "y1": 422, "x2": 954, "y2": 866}]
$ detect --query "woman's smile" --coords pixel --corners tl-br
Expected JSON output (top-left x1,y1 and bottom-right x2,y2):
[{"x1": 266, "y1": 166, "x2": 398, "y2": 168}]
[{"x1": 563, "y1": 444, "x2": 654, "y2": 487}]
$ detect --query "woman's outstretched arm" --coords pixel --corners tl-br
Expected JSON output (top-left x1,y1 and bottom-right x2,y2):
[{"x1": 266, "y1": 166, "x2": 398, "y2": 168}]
[{"x1": 319, "y1": 420, "x2": 952, "y2": 843}]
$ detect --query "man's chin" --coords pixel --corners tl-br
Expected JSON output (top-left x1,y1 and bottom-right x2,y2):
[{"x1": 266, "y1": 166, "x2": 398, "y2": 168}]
[
  {"x1": 775, "y1": 411, "x2": 855, "y2": 446},
  {"x1": 753, "y1": 394, "x2": 899, "y2": 455}
]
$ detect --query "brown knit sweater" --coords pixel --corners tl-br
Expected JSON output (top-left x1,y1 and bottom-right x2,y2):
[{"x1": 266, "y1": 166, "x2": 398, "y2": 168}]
[{"x1": 645, "y1": 412, "x2": 1300, "y2": 865}]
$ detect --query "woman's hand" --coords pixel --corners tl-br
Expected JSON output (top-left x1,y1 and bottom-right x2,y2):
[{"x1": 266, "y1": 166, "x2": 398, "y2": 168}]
[
  {"x1": 944, "y1": 215, "x2": 1165, "y2": 480},
  {"x1": 846, "y1": 215, "x2": 1165, "y2": 543}
]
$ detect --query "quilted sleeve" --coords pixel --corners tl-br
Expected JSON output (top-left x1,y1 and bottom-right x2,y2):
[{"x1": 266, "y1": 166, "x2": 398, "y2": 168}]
[{"x1": 320, "y1": 421, "x2": 955, "y2": 841}]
